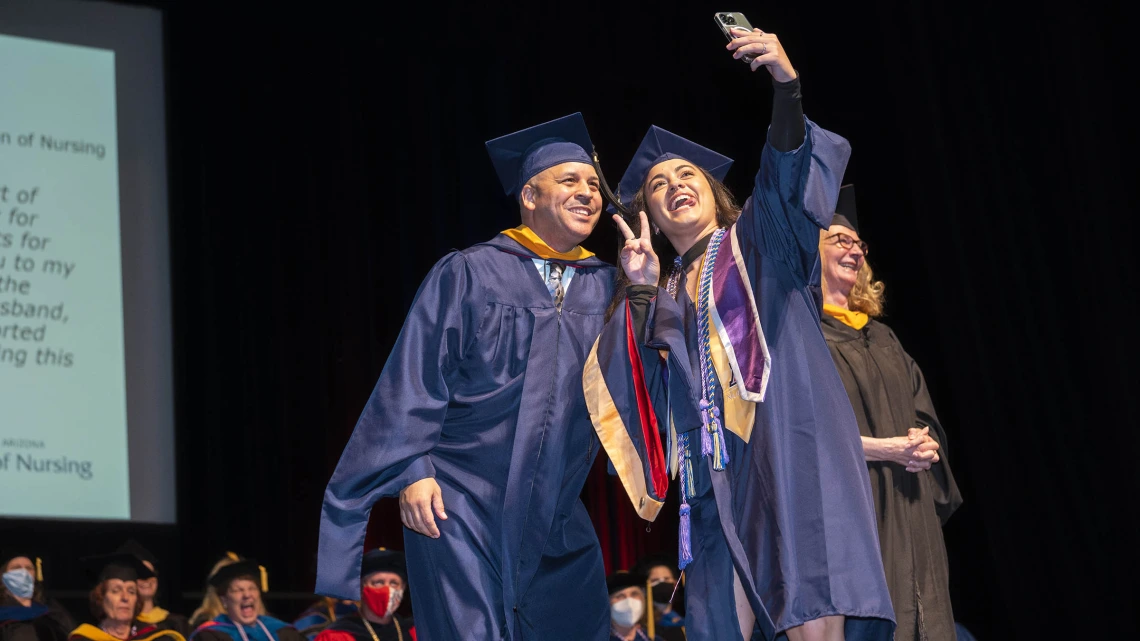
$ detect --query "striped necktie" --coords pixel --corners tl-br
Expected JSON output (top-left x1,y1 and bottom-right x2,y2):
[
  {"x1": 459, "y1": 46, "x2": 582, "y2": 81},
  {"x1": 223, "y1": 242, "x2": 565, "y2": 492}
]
[{"x1": 547, "y1": 262, "x2": 565, "y2": 312}]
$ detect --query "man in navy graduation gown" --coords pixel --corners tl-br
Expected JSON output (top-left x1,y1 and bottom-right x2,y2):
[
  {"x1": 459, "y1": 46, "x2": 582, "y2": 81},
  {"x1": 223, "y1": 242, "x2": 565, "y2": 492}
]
[{"x1": 317, "y1": 113, "x2": 614, "y2": 641}]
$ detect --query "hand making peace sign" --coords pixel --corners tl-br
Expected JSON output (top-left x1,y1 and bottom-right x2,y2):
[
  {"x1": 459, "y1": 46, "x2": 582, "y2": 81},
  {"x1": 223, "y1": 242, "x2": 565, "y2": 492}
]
[{"x1": 613, "y1": 211, "x2": 661, "y2": 287}]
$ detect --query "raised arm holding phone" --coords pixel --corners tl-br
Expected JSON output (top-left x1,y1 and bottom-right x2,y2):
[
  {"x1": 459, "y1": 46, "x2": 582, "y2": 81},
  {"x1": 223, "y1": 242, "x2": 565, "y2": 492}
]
[{"x1": 587, "y1": 13, "x2": 895, "y2": 641}]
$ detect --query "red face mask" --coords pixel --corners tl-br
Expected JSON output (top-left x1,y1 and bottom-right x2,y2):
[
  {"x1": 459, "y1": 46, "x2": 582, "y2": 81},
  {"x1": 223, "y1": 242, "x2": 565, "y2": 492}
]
[{"x1": 361, "y1": 585, "x2": 403, "y2": 619}]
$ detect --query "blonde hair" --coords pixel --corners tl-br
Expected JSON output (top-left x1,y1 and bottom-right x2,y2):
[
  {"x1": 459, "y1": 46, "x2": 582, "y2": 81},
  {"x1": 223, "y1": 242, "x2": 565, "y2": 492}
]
[
  {"x1": 819, "y1": 232, "x2": 886, "y2": 318},
  {"x1": 189, "y1": 554, "x2": 268, "y2": 627}
]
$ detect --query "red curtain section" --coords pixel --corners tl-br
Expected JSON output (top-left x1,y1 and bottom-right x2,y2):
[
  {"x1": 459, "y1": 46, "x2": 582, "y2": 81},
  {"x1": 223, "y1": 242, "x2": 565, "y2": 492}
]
[
  {"x1": 365, "y1": 456, "x2": 679, "y2": 576},
  {"x1": 583, "y1": 456, "x2": 679, "y2": 575}
]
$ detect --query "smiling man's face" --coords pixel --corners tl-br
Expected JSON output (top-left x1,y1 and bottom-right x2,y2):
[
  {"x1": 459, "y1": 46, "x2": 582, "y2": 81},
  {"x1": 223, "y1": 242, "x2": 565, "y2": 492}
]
[{"x1": 520, "y1": 162, "x2": 602, "y2": 252}]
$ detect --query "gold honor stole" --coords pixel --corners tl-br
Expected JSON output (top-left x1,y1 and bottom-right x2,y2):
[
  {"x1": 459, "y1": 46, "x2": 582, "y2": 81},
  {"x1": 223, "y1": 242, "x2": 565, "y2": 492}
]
[
  {"x1": 499, "y1": 225, "x2": 595, "y2": 261},
  {"x1": 70, "y1": 625, "x2": 186, "y2": 641}
]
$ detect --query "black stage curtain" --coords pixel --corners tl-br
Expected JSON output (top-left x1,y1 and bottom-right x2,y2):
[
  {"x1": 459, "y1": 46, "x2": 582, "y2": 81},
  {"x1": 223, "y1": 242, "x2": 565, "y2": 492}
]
[{"x1": 3, "y1": 1, "x2": 1132, "y2": 637}]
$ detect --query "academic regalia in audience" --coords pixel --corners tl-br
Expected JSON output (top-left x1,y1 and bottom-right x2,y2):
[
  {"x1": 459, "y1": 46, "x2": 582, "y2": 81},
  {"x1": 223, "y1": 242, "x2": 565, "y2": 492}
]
[
  {"x1": 310, "y1": 617, "x2": 411, "y2": 641},
  {"x1": 629, "y1": 555, "x2": 684, "y2": 641},
  {"x1": 68, "y1": 625, "x2": 182, "y2": 641},
  {"x1": 190, "y1": 619, "x2": 299, "y2": 641},
  {"x1": 606, "y1": 573, "x2": 664, "y2": 641},
  {"x1": 292, "y1": 601, "x2": 356, "y2": 641},
  {"x1": 1, "y1": 603, "x2": 69, "y2": 641},
  {"x1": 190, "y1": 561, "x2": 302, "y2": 641},
  {"x1": 1, "y1": 551, "x2": 72, "y2": 641},
  {"x1": 189, "y1": 554, "x2": 265, "y2": 630},
  {"x1": 70, "y1": 553, "x2": 185, "y2": 641},
  {"x1": 312, "y1": 550, "x2": 413, "y2": 641},
  {"x1": 116, "y1": 542, "x2": 190, "y2": 638}
]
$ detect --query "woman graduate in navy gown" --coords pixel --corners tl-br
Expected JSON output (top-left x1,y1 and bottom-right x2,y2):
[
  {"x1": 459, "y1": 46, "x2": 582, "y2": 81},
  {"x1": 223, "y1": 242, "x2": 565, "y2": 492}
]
[
  {"x1": 1, "y1": 552, "x2": 71, "y2": 641},
  {"x1": 585, "y1": 24, "x2": 893, "y2": 641},
  {"x1": 818, "y1": 187, "x2": 962, "y2": 640}
]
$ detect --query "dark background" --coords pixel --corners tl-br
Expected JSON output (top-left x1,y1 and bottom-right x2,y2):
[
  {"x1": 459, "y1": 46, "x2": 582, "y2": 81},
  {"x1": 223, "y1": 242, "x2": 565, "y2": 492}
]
[{"x1": 2, "y1": 0, "x2": 1134, "y2": 639}]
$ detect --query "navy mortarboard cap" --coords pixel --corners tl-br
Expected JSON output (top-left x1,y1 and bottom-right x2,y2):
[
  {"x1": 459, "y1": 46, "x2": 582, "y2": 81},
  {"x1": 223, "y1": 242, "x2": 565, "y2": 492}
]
[
  {"x1": 830, "y1": 184, "x2": 858, "y2": 233},
  {"x1": 361, "y1": 548, "x2": 406, "y2": 582},
  {"x1": 2, "y1": 550, "x2": 44, "y2": 581},
  {"x1": 207, "y1": 559, "x2": 268, "y2": 592},
  {"x1": 606, "y1": 571, "x2": 649, "y2": 595},
  {"x1": 613, "y1": 126, "x2": 734, "y2": 214},
  {"x1": 485, "y1": 113, "x2": 595, "y2": 196},
  {"x1": 116, "y1": 539, "x2": 159, "y2": 574},
  {"x1": 82, "y1": 552, "x2": 155, "y2": 583}
]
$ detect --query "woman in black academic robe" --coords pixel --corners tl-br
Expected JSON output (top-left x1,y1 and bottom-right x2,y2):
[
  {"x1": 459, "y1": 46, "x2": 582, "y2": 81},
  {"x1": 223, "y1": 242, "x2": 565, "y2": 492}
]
[
  {"x1": 1, "y1": 552, "x2": 72, "y2": 641},
  {"x1": 818, "y1": 190, "x2": 964, "y2": 641},
  {"x1": 69, "y1": 553, "x2": 185, "y2": 641},
  {"x1": 115, "y1": 542, "x2": 189, "y2": 638}
]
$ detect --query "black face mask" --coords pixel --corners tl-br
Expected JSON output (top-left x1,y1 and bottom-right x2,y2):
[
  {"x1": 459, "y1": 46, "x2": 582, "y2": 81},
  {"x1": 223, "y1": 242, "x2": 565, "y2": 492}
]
[{"x1": 651, "y1": 581, "x2": 682, "y2": 607}]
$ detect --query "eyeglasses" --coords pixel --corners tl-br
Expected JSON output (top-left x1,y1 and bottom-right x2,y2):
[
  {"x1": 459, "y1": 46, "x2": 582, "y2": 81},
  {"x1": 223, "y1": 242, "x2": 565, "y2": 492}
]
[{"x1": 825, "y1": 232, "x2": 869, "y2": 255}]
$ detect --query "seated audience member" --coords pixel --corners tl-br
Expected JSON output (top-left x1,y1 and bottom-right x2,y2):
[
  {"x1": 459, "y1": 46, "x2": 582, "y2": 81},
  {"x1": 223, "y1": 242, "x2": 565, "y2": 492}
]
[
  {"x1": 632, "y1": 555, "x2": 684, "y2": 641},
  {"x1": 1, "y1": 552, "x2": 70, "y2": 641},
  {"x1": 189, "y1": 556, "x2": 266, "y2": 630},
  {"x1": 313, "y1": 550, "x2": 413, "y2": 641},
  {"x1": 116, "y1": 542, "x2": 189, "y2": 637},
  {"x1": 69, "y1": 554, "x2": 185, "y2": 641},
  {"x1": 607, "y1": 572, "x2": 664, "y2": 641},
  {"x1": 190, "y1": 560, "x2": 301, "y2": 641}
]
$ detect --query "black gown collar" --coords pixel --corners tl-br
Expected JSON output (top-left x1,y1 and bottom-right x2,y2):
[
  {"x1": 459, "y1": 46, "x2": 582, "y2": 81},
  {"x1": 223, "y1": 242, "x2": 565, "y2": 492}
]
[{"x1": 680, "y1": 231, "x2": 716, "y2": 271}]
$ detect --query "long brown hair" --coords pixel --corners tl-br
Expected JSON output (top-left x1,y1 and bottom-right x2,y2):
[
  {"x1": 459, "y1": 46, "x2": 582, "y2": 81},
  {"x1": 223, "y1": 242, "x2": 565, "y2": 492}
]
[{"x1": 606, "y1": 166, "x2": 742, "y2": 319}]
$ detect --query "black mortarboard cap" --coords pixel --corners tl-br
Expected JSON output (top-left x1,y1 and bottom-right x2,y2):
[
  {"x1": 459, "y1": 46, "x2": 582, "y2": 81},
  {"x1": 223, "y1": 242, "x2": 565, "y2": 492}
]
[
  {"x1": 485, "y1": 113, "x2": 595, "y2": 196},
  {"x1": 116, "y1": 540, "x2": 159, "y2": 574},
  {"x1": 207, "y1": 559, "x2": 268, "y2": 592},
  {"x1": 606, "y1": 570, "x2": 649, "y2": 595},
  {"x1": 830, "y1": 184, "x2": 858, "y2": 233},
  {"x1": 361, "y1": 548, "x2": 406, "y2": 582},
  {"x1": 82, "y1": 552, "x2": 154, "y2": 583},
  {"x1": 1, "y1": 550, "x2": 44, "y2": 582},
  {"x1": 632, "y1": 553, "x2": 678, "y2": 581},
  {"x1": 612, "y1": 126, "x2": 734, "y2": 214}
]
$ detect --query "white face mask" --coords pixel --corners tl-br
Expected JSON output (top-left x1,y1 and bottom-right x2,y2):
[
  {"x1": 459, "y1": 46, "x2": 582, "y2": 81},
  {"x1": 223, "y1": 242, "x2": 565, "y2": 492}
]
[
  {"x1": 2, "y1": 568, "x2": 36, "y2": 599},
  {"x1": 610, "y1": 597, "x2": 645, "y2": 627}
]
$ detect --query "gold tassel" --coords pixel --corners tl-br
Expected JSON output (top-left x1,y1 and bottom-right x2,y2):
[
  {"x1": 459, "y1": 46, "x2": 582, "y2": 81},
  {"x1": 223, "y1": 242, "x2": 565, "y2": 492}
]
[
  {"x1": 35, "y1": 557, "x2": 43, "y2": 582},
  {"x1": 259, "y1": 565, "x2": 268, "y2": 593},
  {"x1": 646, "y1": 577, "x2": 656, "y2": 640}
]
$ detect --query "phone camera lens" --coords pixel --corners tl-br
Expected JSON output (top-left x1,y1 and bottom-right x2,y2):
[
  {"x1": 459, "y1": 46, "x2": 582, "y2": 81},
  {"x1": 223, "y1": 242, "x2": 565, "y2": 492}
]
[{"x1": 723, "y1": 15, "x2": 736, "y2": 25}]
